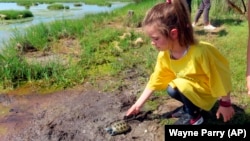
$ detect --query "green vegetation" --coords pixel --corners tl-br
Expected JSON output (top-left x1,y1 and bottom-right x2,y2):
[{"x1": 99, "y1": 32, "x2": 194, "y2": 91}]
[
  {"x1": 47, "y1": 3, "x2": 69, "y2": 10},
  {"x1": 73, "y1": 3, "x2": 82, "y2": 7},
  {"x1": 0, "y1": 10, "x2": 33, "y2": 20},
  {"x1": 16, "y1": 1, "x2": 39, "y2": 9},
  {"x1": 0, "y1": 0, "x2": 249, "y2": 124}
]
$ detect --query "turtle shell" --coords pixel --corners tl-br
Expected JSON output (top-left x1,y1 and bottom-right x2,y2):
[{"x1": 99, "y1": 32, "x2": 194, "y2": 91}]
[{"x1": 106, "y1": 120, "x2": 131, "y2": 136}]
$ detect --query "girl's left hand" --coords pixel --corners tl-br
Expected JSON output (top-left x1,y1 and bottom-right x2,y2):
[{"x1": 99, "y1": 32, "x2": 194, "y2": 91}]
[{"x1": 216, "y1": 106, "x2": 235, "y2": 122}]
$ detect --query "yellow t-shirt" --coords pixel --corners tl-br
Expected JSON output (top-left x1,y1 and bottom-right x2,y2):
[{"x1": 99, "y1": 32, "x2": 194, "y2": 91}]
[{"x1": 146, "y1": 41, "x2": 232, "y2": 111}]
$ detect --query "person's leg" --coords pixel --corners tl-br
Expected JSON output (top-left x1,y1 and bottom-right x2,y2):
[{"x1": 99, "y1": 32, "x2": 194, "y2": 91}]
[
  {"x1": 203, "y1": 0, "x2": 216, "y2": 30},
  {"x1": 194, "y1": 0, "x2": 205, "y2": 24},
  {"x1": 167, "y1": 85, "x2": 200, "y2": 117},
  {"x1": 180, "y1": 92, "x2": 201, "y2": 118},
  {"x1": 167, "y1": 85, "x2": 203, "y2": 125},
  {"x1": 167, "y1": 85, "x2": 186, "y2": 117},
  {"x1": 177, "y1": 94, "x2": 204, "y2": 125},
  {"x1": 203, "y1": 0, "x2": 211, "y2": 25},
  {"x1": 186, "y1": 0, "x2": 192, "y2": 13},
  {"x1": 167, "y1": 85, "x2": 183, "y2": 102}
]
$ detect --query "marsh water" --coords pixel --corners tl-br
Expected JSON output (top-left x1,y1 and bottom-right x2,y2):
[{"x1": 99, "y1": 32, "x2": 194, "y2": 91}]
[{"x1": 0, "y1": 2, "x2": 129, "y2": 48}]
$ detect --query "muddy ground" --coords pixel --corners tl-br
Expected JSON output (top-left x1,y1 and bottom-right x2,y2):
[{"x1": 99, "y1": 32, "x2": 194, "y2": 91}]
[
  {"x1": 0, "y1": 70, "x2": 186, "y2": 141},
  {"x1": 1, "y1": 73, "x2": 249, "y2": 141}
]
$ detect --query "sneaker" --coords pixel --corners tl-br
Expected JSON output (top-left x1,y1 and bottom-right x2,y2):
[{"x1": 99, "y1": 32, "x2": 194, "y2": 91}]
[
  {"x1": 171, "y1": 106, "x2": 186, "y2": 118},
  {"x1": 192, "y1": 23, "x2": 195, "y2": 27},
  {"x1": 173, "y1": 113, "x2": 204, "y2": 125},
  {"x1": 204, "y1": 24, "x2": 216, "y2": 30}
]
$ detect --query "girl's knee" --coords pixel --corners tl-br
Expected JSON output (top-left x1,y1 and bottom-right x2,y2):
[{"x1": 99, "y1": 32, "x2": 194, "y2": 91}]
[{"x1": 167, "y1": 85, "x2": 179, "y2": 98}]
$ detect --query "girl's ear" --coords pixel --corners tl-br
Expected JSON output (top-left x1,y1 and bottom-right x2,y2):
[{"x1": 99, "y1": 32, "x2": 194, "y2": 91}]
[{"x1": 170, "y1": 28, "x2": 178, "y2": 39}]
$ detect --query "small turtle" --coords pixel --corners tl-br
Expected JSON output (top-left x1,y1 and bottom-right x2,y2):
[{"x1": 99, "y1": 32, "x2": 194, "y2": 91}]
[{"x1": 105, "y1": 120, "x2": 131, "y2": 136}]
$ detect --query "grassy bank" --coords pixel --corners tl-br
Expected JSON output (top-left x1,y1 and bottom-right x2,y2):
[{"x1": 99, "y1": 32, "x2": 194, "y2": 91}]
[
  {"x1": 0, "y1": 0, "x2": 249, "y2": 124},
  {"x1": 0, "y1": 0, "x2": 150, "y2": 92}
]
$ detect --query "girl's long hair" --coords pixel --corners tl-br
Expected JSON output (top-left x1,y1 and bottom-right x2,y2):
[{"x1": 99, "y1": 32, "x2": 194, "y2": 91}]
[{"x1": 142, "y1": 0, "x2": 197, "y2": 47}]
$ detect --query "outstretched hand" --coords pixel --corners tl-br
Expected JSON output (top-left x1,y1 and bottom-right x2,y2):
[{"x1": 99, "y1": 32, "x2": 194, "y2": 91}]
[
  {"x1": 216, "y1": 106, "x2": 235, "y2": 122},
  {"x1": 126, "y1": 104, "x2": 140, "y2": 117}
]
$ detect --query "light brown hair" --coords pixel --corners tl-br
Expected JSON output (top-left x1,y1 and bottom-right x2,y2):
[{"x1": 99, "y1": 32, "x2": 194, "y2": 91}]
[{"x1": 142, "y1": 0, "x2": 197, "y2": 47}]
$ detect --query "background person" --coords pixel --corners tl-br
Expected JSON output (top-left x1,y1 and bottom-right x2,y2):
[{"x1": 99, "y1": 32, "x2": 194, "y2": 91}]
[
  {"x1": 192, "y1": 0, "x2": 216, "y2": 30},
  {"x1": 186, "y1": 0, "x2": 192, "y2": 13},
  {"x1": 246, "y1": 1, "x2": 250, "y2": 95}
]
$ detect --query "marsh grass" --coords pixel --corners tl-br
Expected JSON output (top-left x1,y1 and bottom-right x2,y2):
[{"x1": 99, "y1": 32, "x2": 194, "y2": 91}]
[
  {"x1": 0, "y1": 0, "x2": 249, "y2": 124},
  {"x1": 47, "y1": 3, "x2": 69, "y2": 10},
  {"x1": 0, "y1": 10, "x2": 33, "y2": 20},
  {"x1": 73, "y1": 3, "x2": 82, "y2": 7},
  {"x1": 0, "y1": 46, "x2": 63, "y2": 90},
  {"x1": 16, "y1": 1, "x2": 39, "y2": 9}
]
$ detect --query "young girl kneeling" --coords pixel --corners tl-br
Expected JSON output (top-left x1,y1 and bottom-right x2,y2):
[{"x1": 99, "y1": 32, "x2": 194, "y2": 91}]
[{"x1": 126, "y1": 0, "x2": 235, "y2": 125}]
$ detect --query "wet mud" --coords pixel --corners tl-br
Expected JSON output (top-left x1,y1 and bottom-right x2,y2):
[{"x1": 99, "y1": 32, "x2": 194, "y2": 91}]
[{"x1": 0, "y1": 82, "x2": 180, "y2": 141}]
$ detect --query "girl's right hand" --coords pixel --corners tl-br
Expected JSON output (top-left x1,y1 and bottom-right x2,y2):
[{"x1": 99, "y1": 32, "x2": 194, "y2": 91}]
[
  {"x1": 126, "y1": 88, "x2": 154, "y2": 116},
  {"x1": 126, "y1": 104, "x2": 141, "y2": 116}
]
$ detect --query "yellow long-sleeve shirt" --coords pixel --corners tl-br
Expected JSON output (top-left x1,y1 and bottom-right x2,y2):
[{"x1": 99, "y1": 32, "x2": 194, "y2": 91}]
[{"x1": 146, "y1": 41, "x2": 232, "y2": 111}]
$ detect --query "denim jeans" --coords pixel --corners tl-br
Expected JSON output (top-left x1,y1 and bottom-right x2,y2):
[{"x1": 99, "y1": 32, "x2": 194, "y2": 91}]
[{"x1": 166, "y1": 85, "x2": 200, "y2": 117}]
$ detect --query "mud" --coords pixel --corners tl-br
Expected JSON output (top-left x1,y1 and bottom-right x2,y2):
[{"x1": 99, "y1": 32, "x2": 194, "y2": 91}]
[
  {"x1": 0, "y1": 76, "x2": 185, "y2": 141},
  {"x1": 0, "y1": 72, "x2": 249, "y2": 141}
]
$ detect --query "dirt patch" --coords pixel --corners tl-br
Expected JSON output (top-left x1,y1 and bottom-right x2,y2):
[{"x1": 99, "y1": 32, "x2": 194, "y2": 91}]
[
  {"x1": 1, "y1": 74, "x2": 247, "y2": 141},
  {"x1": 0, "y1": 81, "x2": 182, "y2": 141}
]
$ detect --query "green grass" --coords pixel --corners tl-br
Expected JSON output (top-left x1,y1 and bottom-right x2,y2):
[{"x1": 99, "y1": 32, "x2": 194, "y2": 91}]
[
  {"x1": 0, "y1": 10, "x2": 33, "y2": 20},
  {"x1": 47, "y1": 3, "x2": 69, "y2": 10}
]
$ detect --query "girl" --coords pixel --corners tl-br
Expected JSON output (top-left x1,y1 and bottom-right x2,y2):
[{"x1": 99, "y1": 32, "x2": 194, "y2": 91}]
[{"x1": 126, "y1": 0, "x2": 235, "y2": 125}]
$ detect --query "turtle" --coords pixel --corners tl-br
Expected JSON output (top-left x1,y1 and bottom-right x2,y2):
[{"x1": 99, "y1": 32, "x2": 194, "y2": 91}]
[{"x1": 105, "y1": 120, "x2": 131, "y2": 136}]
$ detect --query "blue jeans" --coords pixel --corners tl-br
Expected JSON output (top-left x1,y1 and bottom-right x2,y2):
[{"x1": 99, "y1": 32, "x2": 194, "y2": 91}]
[{"x1": 167, "y1": 85, "x2": 200, "y2": 117}]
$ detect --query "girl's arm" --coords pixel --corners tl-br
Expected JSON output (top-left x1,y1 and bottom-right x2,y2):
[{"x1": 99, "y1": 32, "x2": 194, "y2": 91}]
[{"x1": 126, "y1": 88, "x2": 154, "y2": 116}]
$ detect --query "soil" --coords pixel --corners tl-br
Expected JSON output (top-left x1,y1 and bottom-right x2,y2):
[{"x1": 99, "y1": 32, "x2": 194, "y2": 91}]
[{"x1": 0, "y1": 74, "x2": 183, "y2": 141}]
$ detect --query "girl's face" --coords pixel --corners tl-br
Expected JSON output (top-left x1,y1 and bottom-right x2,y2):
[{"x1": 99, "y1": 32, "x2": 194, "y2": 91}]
[{"x1": 144, "y1": 25, "x2": 171, "y2": 51}]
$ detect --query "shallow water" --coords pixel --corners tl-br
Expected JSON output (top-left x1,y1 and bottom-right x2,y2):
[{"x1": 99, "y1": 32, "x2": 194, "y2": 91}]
[{"x1": 0, "y1": 2, "x2": 129, "y2": 48}]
